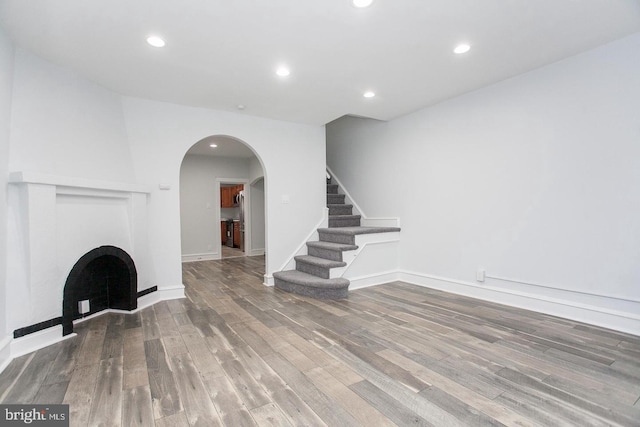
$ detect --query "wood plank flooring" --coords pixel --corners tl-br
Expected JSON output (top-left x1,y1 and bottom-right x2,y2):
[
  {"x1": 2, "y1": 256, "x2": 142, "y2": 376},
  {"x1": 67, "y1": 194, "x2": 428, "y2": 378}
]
[{"x1": 1, "y1": 255, "x2": 639, "y2": 426}]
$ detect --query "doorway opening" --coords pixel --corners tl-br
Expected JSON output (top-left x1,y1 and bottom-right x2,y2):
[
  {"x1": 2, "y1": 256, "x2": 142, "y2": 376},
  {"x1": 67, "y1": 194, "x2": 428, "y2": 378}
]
[
  {"x1": 220, "y1": 181, "x2": 245, "y2": 259},
  {"x1": 179, "y1": 135, "x2": 266, "y2": 264}
]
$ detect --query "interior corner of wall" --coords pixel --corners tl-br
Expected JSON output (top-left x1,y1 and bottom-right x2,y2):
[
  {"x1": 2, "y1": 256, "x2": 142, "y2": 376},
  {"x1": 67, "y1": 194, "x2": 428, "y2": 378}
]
[{"x1": 0, "y1": 334, "x2": 12, "y2": 373}]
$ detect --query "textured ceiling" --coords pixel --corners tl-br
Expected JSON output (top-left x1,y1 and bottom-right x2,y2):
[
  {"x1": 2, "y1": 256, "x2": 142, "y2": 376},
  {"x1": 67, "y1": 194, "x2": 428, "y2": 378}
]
[{"x1": 1, "y1": 0, "x2": 639, "y2": 125}]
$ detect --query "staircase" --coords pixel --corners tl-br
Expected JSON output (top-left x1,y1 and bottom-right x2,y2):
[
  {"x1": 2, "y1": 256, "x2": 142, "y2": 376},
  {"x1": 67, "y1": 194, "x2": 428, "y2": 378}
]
[{"x1": 273, "y1": 175, "x2": 400, "y2": 299}]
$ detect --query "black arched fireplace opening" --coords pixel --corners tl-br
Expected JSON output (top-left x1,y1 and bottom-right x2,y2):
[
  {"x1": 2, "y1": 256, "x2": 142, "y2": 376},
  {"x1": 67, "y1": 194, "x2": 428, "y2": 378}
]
[{"x1": 62, "y1": 246, "x2": 137, "y2": 335}]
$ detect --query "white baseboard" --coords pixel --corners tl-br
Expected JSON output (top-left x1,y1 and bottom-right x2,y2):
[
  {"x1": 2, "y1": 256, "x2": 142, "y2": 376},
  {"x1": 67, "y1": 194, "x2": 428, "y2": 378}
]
[
  {"x1": 182, "y1": 252, "x2": 220, "y2": 262},
  {"x1": 348, "y1": 271, "x2": 400, "y2": 290},
  {"x1": 399, "y1": 270, "x2": 640, "y2": 337},
  {"x1": 10, "y1": 326, "x2": 77, "y2": 360},
  {"x1": 249, "y1": 248, "x2": 265, "y2": 257},
  {"x1": 0, "y1": 284, "x2": 186, "y2": 374},
  {"x1": 138, "y1": 285, "x2": 185, "y2": 309},
  {"x1": 263, "y1": 274, "x2": 274, "y2": 286}
]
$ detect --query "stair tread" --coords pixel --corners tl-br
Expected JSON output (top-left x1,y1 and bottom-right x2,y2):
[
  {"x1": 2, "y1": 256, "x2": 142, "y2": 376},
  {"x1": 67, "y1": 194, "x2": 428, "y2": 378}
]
[
  {"x1": 273, "y1": 270, "x2": 349, "y2": 288},
  {"x1": 319, "y1": 226, "x2": 401, "y2": 235},
  {"x1": 306, "y1": 241, "x2": 358, "y2": 251},
  {"x1": 328, "y1": 214, "x2": 361, "y2": 219},
  {"x1": 327, "y1": 203, "x2": 353, "y2": 208},
  {"x1": 295, "y1": 255, "x2": 346, "y2": 268}
]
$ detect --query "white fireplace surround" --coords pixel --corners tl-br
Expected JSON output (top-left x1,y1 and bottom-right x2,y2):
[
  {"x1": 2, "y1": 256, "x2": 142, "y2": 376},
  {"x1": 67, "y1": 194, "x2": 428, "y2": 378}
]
[{"x1": 4, "y1": 171, "x2": 183, "y2": 360}]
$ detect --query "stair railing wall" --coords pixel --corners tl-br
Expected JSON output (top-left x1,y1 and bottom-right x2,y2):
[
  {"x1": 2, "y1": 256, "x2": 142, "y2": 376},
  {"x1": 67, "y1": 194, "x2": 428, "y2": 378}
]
[
  {"x1": 326, "y1": 166, "x2": 400, "y2": 228},
  {"x1": 263, "y1": 207, "x2": 329, "y2": 286}
]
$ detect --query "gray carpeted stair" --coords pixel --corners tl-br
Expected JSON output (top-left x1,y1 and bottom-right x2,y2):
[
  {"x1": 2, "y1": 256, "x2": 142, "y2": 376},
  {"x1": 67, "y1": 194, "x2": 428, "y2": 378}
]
[
  {"x1": 306, "y1": 241, "x2": 358, "y2": 261},
  {"x1": 318, "y1": 226, "x2": 402, "y2": 245},
  {"x1": 328, "y1": 214, "x2": 362, "y2": 228},
  {"x1": 294, "y1": 255, "x2": 346, "y2": 279},
  {"x1": 273, "y1": 270, "x2": 350, "y2": 299},
  {"x1": 274, "y1": 175, "x2": 400, "y2": 299},
  {"x1": 328, "y1": 203, "x2": 353, "y2": 216},
  {"x1": 327, "y1": 194, "x2": 345, "y2": 204}
]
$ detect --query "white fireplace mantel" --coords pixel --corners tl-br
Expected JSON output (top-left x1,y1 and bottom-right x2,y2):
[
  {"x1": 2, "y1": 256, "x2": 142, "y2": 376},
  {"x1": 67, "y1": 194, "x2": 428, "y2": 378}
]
[
  {"x1": 8, "y1": 171, "x2": 150, "y2": 194},
  {"x1": 4, "y1": 171, "x2": 164, "y2": 361}
]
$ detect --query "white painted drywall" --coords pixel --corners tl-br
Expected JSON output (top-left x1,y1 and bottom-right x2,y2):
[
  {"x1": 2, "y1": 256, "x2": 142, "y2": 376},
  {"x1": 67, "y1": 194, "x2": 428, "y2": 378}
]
[
  {"x1": 180, "y1": 154, "x2": 250, "y2": 257},
  {"x1": 249, "y1": 156, "x2": 265, "y2": 183},
  {"x1": 122, "y1": 97, "x2": 325, "y2": 286},
  {"x1": 327, "y1": 33, "x2": 640, "y2": 332},
  {"x1": 0, "y1": 26, "x2": 15, "y2": 357},
  {"x1": 4, "y1": 47, "x2": 141, "y2": 340},
  {"x1": 250, "y1": 178, "x2": 266, "y2": 253},
  {"x1": 8, "y1": 49, "x2": 135, "y2": 182}
]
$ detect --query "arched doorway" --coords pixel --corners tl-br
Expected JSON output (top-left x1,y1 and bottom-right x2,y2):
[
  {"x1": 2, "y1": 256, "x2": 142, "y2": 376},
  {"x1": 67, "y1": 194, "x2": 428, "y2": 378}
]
[{"x1": 179, "y1": 135, "x2": 266, "y2": 264}]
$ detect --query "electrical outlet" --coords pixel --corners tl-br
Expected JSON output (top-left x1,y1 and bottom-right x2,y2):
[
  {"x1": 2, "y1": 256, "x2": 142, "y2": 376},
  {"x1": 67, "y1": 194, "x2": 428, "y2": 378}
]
[
  {"x1": 78, "y1": 300, "x2": 90, "y2": 314},
  {"x1": 476, "y1": 269, "x2": 485, "y2": 282}
]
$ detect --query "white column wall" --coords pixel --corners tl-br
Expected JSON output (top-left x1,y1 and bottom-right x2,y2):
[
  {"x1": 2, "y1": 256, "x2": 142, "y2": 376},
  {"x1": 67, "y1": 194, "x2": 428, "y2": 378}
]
[
  {"x1": 250, "y1": 178, "x2": 266, "y2": 255},
  {"x1": 0, "y1": 26, "x2": 15, "y2": 367}
]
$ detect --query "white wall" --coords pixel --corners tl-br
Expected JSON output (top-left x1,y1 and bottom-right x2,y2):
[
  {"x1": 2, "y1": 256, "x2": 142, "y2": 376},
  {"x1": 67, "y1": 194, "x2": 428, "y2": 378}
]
[
  {"x1": 180, "y1": 154, "x2": 250, "y2": 259},
  {"x1": 327, "y1": 33, "x2": 640, "y2": 334},
  {"x1": 0, "y1": 26, "x2": 15, "y2": 365},
  {"x1": 8, "y1": 49, "x2": 135, "y2": 182},
  {"x1": 250, "y1": 178, "x2": 266, "y2": 253},
  {"x1": 122, "y1": 97, "x2": 325, "y2": 287},
  {"x1": 248, "y1": 157, "x2": 266, "y2": 256},
  {"x1": 249, "y1": 156, "x2": 265, "y2": 183},
  {"x1": 4, "y1": 47, "x2": 140, "y2": 338}
]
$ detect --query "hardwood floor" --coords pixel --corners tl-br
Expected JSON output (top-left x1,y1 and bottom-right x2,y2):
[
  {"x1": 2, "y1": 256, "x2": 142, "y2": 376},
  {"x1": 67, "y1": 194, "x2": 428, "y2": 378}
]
[
  {"x1": 221, "y1": 245, "x2": 245, "y2": 259},
  {"x1": 1, "y1": 255, "x2": 639, "y2": 426}
]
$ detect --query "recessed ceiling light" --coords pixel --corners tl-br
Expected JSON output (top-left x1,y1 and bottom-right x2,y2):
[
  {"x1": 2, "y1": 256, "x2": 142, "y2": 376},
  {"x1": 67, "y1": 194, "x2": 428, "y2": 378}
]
[
  {"x1": 453, "y1": 43, "x2": 471, "y2": 54},
  {"x1": 237, "y1": 104, "x2": 246, "y2": 110},
  {"x1": 352, "y1": 0, "x2": 374, "y2": 7},
  {"x1": 146, "y1": 36, "x2": 165, "y2": 48},
  {"x1": 276, "y1": 66, "x2": 291, "y2": 77},
  {"x1": 363, "y1": 91, "x2": 376, "y2": 98},
  {"x1": 209, "y1": 143, "x2": 218, "y2": 148}
]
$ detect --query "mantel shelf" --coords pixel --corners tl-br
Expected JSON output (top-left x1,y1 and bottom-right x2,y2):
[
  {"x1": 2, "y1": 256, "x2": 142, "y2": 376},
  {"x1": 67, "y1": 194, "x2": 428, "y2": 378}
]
[{"x1": 8, "y1": 171, "x2": 150, "y2": 194}]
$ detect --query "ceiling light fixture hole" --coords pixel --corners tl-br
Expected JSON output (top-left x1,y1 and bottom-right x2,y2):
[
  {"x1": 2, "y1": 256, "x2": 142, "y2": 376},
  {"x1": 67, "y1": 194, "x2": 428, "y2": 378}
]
[
  {"x1": 454, "y1": 43, "x2": 471, "y2": 54},
  {"x1": 146, "y1": 36, "x2": 166, "y2": 48},
  {"x1": 352, "y1": 0, "x2": 374, "y2": 8},
  {"x1": 276, "y1": 66, "x2": 291, "y2": 77}
]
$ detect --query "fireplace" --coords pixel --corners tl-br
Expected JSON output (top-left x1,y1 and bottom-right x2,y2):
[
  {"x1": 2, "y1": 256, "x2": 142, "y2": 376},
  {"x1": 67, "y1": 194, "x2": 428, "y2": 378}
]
[
  {"x1": 7, "y1": 171, "x2": 154, "y2": 344},
  {"x1": 62, "y1": 246, "x2": 137, "y2": 335}
]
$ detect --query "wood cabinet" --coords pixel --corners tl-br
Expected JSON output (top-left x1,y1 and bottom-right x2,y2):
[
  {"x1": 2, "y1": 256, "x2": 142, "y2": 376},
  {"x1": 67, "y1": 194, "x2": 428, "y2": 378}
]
[
  {"x1": 221, "y1": 221, "x2": 227, "y2": 244},
  {"x1": 220, "y1": 184, "x2": 244, "y2": 208},
  {"x1": 220, "y1": 186, "x2": 233, "y2": 208},
  {"x1": 233, "y1": 221, "x2": 240, "y2": 248}
]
